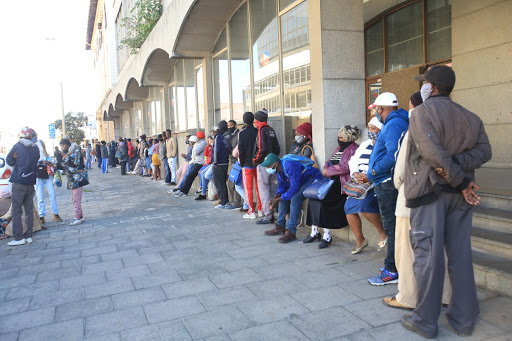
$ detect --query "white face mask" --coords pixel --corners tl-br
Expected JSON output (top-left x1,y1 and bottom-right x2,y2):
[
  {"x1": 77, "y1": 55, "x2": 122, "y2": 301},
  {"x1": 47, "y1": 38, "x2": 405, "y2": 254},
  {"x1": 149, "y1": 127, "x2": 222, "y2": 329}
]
[
  {"x1": 295, "y1": 135, "x2": 305, "y2": 144},
  {"x1": 420, "y1": 83, "x2": 433, "y2": 102},
  {"x1": 408, "y1": 109, "x2": 413, "y2": 118}
]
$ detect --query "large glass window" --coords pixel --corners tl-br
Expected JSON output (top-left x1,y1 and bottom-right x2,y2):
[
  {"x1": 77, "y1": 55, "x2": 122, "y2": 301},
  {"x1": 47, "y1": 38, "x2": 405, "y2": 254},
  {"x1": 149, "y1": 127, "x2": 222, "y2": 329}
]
[
  {"x1": 386, "y1": 1, "x2": 423, "y2": 72},
  {"x1": 175, "y1": 60, "x2": 186, "y2": 131},
  {"x1": 251, "y1": 0, "x2": 280, "y2": 116},
  {"x1": 229, "y1": 2, "x2": 251, "y2": 122},
  {"x1": 427, "y1": 0, "x2": 451, "y2": 62},
  {"x1": 185, "y1": 59, "x2": 197, "y2": 129},
  {"x1": 213, "y1": 51, "x2": 230, "y2": 122},
  {"x1": 196, "y1": 65, "x2": 205, "y2": 129},
  {"x1": 365, "y1": 20, "x2": 384, "y2": 77}
]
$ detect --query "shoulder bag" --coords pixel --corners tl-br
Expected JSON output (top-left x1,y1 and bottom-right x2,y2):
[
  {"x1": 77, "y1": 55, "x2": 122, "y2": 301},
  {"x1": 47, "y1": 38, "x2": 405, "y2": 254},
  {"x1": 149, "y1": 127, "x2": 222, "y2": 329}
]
[{"x1": 303, "y1": 178, "x2": 334, "y2": 200}]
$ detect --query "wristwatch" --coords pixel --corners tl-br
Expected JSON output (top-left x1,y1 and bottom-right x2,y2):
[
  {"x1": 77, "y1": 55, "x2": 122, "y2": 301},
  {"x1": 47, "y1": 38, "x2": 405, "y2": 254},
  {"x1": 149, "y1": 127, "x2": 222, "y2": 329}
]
[{"x1": 371, "y1": 169, "x2": 376, "y2": 176}]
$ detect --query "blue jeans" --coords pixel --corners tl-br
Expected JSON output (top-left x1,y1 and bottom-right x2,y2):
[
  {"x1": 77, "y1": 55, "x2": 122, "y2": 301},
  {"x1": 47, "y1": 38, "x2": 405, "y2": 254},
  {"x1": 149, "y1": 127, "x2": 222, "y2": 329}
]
[
  {"x1": 168, "y1": 157, "x2": 177, "y2": 182},
  {"x1": 235, "y1": 183, "x2": 248, "y2": 209},
  {"x1": 199, "y1": 165, "x2": 209, "y2": 195},
  {"x1": 102, "y1": 158, "x2": 108, "y2": 173},
  {"x1": 163, "y1": 158, "x2": 171, "y2": 183},
  {"x1": 35, "y1": 177, "x2": 58, "y2": 217},
  {"x1": 86, "y1": 155, "x2": 91, "y2": 169},
  {"x1": 374, "y1": 180, "x2": 398, "y2": 273},
  {"x1": 276, "y1": 177, "x2": 316, "y2": 234}
]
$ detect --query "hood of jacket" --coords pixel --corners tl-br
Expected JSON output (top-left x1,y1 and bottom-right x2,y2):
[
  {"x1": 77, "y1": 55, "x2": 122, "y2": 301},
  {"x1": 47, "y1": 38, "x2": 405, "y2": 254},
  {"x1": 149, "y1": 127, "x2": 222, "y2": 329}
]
[{"x1": 18, "y1": 138, "x2": 37, "y2": 148}]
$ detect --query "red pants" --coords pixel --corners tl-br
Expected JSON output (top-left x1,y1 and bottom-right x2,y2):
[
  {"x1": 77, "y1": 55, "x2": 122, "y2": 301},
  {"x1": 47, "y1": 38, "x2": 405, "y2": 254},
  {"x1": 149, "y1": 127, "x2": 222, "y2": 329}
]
[{"x1": 242, "y1": 167, "x2": 262, "y2": 215}]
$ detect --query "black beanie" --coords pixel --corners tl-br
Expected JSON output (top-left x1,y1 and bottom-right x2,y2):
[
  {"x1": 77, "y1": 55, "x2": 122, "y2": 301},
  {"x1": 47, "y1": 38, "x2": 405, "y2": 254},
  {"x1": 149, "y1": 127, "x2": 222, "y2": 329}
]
[
  {"x1": 410, "y1": 91, "x2": 423, "y2": 108},
  {"x1": 243, "y1": 112, "x2": 254, "y2": 124},
  {"x1": 59, "y1": 138, "x2": 71, "y2": 146},
  {"x1": 218, "y1": 120, "x2": 228, "y2": 133},
  {"x1": 254, "y1": 108, "x2": 268, "y2": 122}
]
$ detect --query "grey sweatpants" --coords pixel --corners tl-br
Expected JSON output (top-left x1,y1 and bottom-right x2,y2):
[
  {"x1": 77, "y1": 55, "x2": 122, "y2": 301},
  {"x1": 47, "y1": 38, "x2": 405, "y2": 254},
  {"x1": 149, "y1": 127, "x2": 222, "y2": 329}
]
[
  {"x1": 409, "y1": 191, "x2": 479, "y2": 336},
  {"x1": 257, "y1": 165, "x2": 275, "y2": 220},
  {"x1": 11, "y1": 183, "x2": 35, "y2": 241}
]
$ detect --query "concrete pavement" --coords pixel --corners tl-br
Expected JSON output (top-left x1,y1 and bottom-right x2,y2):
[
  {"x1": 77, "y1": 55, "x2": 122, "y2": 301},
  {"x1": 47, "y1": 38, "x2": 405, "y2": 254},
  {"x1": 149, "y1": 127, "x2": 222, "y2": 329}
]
[{"x1": 1, "y1": 165, "x2": 511, "y2": 340}]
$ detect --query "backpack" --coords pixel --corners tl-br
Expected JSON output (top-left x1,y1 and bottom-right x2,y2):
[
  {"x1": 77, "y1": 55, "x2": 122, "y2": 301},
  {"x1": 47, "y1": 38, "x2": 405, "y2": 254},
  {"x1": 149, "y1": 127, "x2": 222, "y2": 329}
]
[{"x1": 280, "y1": 154, "x2": 315, "y2": 178}]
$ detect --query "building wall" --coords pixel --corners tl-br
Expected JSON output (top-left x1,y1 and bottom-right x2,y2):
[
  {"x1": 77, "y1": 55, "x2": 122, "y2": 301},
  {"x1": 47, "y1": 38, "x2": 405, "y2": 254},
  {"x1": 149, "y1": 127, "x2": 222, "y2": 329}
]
[{"x1": 451, "y1": 0, "x2": 512, "y2": 168}]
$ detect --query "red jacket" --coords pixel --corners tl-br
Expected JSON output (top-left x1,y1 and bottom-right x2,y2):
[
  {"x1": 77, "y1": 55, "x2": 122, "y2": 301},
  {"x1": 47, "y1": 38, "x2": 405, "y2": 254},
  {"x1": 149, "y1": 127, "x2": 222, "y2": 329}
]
[
  {"x1": 204, "y1": 145, "x2": 212, "y2": 165},
  {"x1": 127, "y1": 142, "x2": 134, "y2": 158}
]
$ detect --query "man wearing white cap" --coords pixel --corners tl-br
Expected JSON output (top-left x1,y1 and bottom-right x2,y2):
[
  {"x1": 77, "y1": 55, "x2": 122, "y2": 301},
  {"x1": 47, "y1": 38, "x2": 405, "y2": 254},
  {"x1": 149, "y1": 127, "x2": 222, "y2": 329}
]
[{"x1": 366, "y1": 92, "x2": 409, "y2": 286}]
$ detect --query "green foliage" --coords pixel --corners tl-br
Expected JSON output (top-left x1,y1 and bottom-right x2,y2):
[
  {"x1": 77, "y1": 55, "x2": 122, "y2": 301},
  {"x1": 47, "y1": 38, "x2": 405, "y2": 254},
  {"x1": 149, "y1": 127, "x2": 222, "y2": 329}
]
[
  {"x1": 119, "y1": 0, "x2": 163, "y2": 54},
  {"x1": 54, "y1": 112, "x2": 88, "y2": 145}
]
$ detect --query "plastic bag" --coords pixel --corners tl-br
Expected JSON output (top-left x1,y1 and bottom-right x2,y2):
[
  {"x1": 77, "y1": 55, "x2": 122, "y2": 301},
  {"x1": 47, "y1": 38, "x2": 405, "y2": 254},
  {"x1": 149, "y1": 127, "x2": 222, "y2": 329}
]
[{"x1": 54, "y1": 170, "x2": 62, "y2": 188}]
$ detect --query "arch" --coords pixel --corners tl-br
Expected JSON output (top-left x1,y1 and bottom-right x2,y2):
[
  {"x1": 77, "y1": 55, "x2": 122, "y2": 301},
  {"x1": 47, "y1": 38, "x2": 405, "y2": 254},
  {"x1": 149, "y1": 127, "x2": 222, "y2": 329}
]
[
  {"x1": 124, "y1": 77, "x2": 149, "y2": 101},
  {"x1": 114, "y1": 93, "x2": 134, "y2": 110},
  {"x1": 173, "y1": 0, "x2": 243, "y2": 56},
  {"x1": 141, "y1": 49, "x2": 174, "y2": 86},
  {"x1": 103, "y1": 110, "x2": 112, "y2": 121},
  {"x1": 108, "y1": 103, "x2": 123, "y2": 117}
]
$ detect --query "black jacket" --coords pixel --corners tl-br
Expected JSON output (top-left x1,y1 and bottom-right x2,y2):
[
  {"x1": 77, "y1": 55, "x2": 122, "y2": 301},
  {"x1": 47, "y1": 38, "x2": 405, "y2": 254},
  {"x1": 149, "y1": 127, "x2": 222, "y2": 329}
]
[
  {"x1": 253, "y1": 124, "x2": 280, "y2": 165},
  {"x1": 238, "y1": 125, "x2": 258, "y2": 168},
  {"x1": 6, "y1": 140, "x2": 40, "y2": 185}
]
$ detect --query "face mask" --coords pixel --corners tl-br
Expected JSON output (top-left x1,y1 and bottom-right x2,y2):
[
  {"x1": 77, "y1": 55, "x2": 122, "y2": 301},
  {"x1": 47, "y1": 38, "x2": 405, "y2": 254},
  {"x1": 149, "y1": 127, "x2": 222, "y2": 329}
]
[
  {"x1": 266, "y1": 167, "x2": 276, "y2": 175},
  {"x1": 368, "y1": 131, "x2": 379, "y2": 141},
  {"x1": 185, "y1": 140, "x2": 189, "y2": 145},
  {"x1": 228, "y1": 127, "x2": 236, "y2": 134},
  {"x1": 295, "y1": 135, "x2": 305, "y2": 144},
  {"x1": 31, "y1": 137, "x2": 38, "y2": 143},
  {"x1": 421, "y1": 83, "x2": 433, "y2": 102},
  {"x1": 375, "y1": 108, "x2": 383, "y2": 123},
  {"x1": 338, "y1": 140, "x2": 352, "y2": 150},
  {"x1": 408, "y1": 109, "x2": 413, "y2": 118}
]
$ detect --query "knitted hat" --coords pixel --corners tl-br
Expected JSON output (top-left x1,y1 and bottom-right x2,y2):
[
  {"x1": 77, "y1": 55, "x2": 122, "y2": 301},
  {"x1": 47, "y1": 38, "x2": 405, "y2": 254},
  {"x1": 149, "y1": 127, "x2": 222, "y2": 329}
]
[
  {"x1": 295, "y1": 122, "x2": 312, "y2": 142},
  {"x1": 218, "y1": 120, "x2": 228, "y2": 133},
  {"x1": 243, "y1": 112, "x2": 254, "y2": 124},
  {"x1": 254, "y1": 108, "x2": 268, "y2": 122},
  {"x1": 338, "y1": 125, "x2": 361, "y2": 142},
  {"x1": 19, "y1": 126, "x2": 37, "y2": 139}
]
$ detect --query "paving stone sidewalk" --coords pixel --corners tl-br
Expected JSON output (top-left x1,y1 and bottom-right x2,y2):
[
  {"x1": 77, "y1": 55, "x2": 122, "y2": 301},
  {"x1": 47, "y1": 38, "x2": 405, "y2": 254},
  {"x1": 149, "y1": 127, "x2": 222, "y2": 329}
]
[{"x1": 1, "y1": 165, "x2": 511, "y2": 340}]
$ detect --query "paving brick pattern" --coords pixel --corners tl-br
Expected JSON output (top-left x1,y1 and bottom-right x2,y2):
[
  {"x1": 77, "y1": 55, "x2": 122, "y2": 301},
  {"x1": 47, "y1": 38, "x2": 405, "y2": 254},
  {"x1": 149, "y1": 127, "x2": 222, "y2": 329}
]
[{"x1": 1, "y1": 167, "x2": 511, "y2": 340}]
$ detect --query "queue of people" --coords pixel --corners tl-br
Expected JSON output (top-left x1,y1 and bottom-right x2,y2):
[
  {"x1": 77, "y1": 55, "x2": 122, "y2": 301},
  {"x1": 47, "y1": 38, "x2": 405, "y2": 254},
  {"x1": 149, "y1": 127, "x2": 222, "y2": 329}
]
[{"x1": 3, "y1": 66, "x2": 491, "y2": 338}]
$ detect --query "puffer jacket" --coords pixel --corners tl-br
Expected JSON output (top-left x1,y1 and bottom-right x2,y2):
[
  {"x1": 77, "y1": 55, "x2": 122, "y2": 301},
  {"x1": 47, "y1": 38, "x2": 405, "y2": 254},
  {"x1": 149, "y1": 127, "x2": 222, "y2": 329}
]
[
  {"x1": 276, "y1": 160, "x2": 323, "y2": 201},
  {"x1": 367, "y1": 108, "x2": 409, "y2": 185},
  {"x1": 6, "y1": 139, "x2": 40, "y2": 185},
  {"x1": 404, "y1": 95, "x2": 492, "y2": 208}
]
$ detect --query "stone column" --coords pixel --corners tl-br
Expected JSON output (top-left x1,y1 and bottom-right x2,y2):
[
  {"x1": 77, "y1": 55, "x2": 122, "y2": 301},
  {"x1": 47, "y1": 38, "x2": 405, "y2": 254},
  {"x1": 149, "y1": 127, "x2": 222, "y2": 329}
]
[
  {"x1": 203, "y1": 57, "x2": 215, "y2": 132},
  {"x1": 309, "y1": 0, "x2": 367, "y2": 166}
]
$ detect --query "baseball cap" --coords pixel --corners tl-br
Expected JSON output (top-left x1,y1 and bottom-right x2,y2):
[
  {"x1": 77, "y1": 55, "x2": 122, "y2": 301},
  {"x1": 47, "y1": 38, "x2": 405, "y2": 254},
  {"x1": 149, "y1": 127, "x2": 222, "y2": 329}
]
[
  {"x1": 367, "y1": 103, "x2": 376, "y2": 110},
  {"x1": 260, "y1": 153, "x2": 280, "y2": 167},
  {"x1": 414, "y1": 65, "x2": 455, "y2": 88},
  {"x1": 196, "y1": 131, "x2": 205, "y2": 139},
  {"x1": 374, "y1": 92, "x2": 398, "y2": 107},
  {"x1": 189, "y1": 136, "x2": 198, "y2": 143}
]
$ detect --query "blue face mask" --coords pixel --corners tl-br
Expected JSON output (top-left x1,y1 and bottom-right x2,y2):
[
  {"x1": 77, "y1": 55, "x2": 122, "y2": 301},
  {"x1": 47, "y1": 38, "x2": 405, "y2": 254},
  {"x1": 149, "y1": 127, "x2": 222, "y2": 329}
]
[
  {"x1": 266, "y1": 167, "x2": 276, "y2": 175},
  {"x1": 375, "y1": 108, "x2": 383, "y2": 123},
  {"x1": 31, "y1": 137, "x2": 38, "y2": 143},
  {"x1": 368, "y1": 131, "x2": 379, "y2": 141}
]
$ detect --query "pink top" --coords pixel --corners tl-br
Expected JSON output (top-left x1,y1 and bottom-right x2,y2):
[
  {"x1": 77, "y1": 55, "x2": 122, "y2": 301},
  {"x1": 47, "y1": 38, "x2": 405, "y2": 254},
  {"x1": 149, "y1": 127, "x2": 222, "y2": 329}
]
[{"x1": 152, "y1": 143, "x2": 160, "y2": 154}]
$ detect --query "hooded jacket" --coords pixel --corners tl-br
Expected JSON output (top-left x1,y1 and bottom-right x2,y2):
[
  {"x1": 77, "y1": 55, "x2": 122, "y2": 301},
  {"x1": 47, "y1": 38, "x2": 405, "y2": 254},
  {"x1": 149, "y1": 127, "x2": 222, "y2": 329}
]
[
  {"x1": 62, "y1": 143, "x2": 88, "y2": 189},
  {"x1": 253, "y1": 123, "x2": 280, "y2": 165},
  {"x1": 367, "y1": 108, "x2": 409, "y2": 185},
  {"x1": 191, "y1": 139, "x2": 207, "y2": 164},
  {"x1": 404, "y1": 95, "x2": 492, "y2": 208},
  {"x1": 276, "y1": 160, "x2": 323, "y2": 201},
  {"x1": 6, "y1": 139, "x2": 40, "y2": 185},
  {"x1": 100, "y1": 145, "x2": 108, "y2": 159},
  {"x1": 211, "y1": 133, "x2": 229, "y2": 166},
  {"x1": 238, "y1": 125, "x2": 258, "y2": 168},
  {"x1": 127, "y1": 141, "x2": 134, "y2": 158}
]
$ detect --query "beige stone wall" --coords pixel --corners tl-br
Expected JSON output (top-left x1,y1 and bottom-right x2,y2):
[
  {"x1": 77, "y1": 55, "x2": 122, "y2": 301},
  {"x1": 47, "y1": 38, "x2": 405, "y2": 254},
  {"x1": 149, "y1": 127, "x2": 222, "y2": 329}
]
[
  {"x1": 381, "y1": 66, "x2": 422, "y2": 110},
  {"x1": 451, "y1": 0, "x2": 512, "y2": 168}
]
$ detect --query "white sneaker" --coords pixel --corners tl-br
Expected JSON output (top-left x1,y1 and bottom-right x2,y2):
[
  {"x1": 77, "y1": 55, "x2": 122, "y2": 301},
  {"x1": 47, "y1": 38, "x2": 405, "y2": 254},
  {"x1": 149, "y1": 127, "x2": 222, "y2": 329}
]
[
  {"x1": 243, "y1": 213, "x2": 257, "y2": 219},
  {"x1": 174, "y1": 191, "x2": 186, "y2": 197},
  {"x1": 25, "y1": 238, "x2": 33, "y2": 243},
  {"x1": 8, "y1": 239, "x2": 26, "y2": 246},
  {"x1": 80, "y1": 217, "x2": 85, "y2": 222},
  {"x1": 258, "y1": 211, "x2": 264, "y2": 218},
  {"x1": 69, "y1": 218, "x2": 82, "y2": 226}
]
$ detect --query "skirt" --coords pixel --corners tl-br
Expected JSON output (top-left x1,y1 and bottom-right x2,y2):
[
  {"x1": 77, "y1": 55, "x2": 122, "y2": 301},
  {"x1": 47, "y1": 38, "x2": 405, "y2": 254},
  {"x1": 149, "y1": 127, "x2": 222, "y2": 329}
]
[
  {"x1": 151, "y1": 153, "x2": 161, "y2": 166},
  {"x1": 306, "y1": 177, "x2": 348, "y2": 229},
  {"x1": 344, "y1": 189, "x2": 380, "y2": 215}
]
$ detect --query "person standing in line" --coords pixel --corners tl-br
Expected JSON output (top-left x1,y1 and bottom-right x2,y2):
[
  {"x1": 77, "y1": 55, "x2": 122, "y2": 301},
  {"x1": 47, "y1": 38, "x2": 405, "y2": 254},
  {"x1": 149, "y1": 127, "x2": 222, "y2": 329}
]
[
  {"x1": 238, "y1": 112, "x2": 262, "y2": 219},
  {"x1": 366, "y1": 92, "x2": 409, "y2": 286},
  {"x1": 165, "y1": 129, "x2": 178, "y2": 185},
  {"x1": 211, "y1": 122, "x2": 230, "y2": 208},
  {"x1": 160, "y1": 133, "x2": 170, "y2": 185},
  {"x1": 400, "y1": 66, "x2": 492, "y2": 338},
  {"x1": 95, "y1": 143, "x2": 102, "y2": 169},
  {"x1": 34, "y1": 135, "x2": 62, "y2": 225},
  {"x1": 138, "y1": 134, "x2": 148, "y2": 176},
  {"x1": 252, "y1": 109, "x2": 280, "y2": 225},
  {"x1": 117, "y1": 139, "x2": 129, "y2": 176},
  {"x1": 6, "y1": 127, "x2": 40, "y2": 246},
  {"x1": 126, "y1": 138, "x2": 134, "y2": 173},
  {"x1": 225, "y1": 120, "x2": 243, "y2": 210},
  {"x1": 58, "y1": 139, "x2": 89, "y2": 226},
  {"x1": 100, "y1": 141, "x2": 109, "y2": 173},
  {"x1": 151, "y1": 138, "x2": 161, "y2": 180},
  {"x1": 85, "y1": 143, "x2": 92, "y2": 169}
]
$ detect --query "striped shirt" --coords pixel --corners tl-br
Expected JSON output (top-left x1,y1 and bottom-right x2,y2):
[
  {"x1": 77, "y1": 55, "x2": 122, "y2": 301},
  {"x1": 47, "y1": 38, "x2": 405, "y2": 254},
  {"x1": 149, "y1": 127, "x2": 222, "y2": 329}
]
[{"x1": 348, "y1": 139, "x2": 374, "y2": 175}]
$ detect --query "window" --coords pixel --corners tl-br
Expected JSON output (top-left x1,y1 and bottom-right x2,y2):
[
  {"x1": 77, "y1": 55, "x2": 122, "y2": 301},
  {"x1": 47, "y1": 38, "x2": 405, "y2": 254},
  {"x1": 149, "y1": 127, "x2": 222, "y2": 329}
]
[
  {"x1": 175, "y1": 60, "x2": 186, "y2": 131},
  {"x1": 185, "y1": 59, "x2": 197, "y2": 129},
  {"x1": 427, "y1": 0, "x2": 451, "y2": 62},
  {"x1": 213, "y1": 51, "x2": 230, "y2": 122},
  {"x1": 196, "y1": 65, "x2": 205, "y2": 129},
  {"x1": 365, "y1": 20, "x2": 384, "y2": 77}
]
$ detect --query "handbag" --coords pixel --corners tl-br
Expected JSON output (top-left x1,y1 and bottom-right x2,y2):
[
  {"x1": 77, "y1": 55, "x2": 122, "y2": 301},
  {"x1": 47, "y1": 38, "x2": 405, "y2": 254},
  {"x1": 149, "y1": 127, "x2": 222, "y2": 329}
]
[
  {"x1": 228, "y1": 161, "x2": 243, "y2": 186},
  {"x1": 343, "y1": 179, "x2": 374, "y2": 199},
  {"x1": 303, "y1": 178, "x2": 334, "y2": 200},
  {"x1": 36, "y1": 164, "x2": 49, "y2": 179}
]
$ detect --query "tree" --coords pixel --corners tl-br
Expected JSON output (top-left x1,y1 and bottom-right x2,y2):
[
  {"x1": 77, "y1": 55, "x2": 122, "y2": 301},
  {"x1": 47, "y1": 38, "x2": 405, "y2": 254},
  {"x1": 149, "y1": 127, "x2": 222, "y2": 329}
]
[
  {"x1": 54, "y1": 112, "x2": 87, "y2": 145},
  {"x1": 119, "y1": 0, "x2": 163, "y2": 54}
]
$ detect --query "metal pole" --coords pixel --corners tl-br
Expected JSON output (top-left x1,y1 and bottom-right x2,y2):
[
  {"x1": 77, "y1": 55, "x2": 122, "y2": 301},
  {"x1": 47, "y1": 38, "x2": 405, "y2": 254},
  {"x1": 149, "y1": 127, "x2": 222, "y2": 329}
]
[{"x1": 60, "y1": 81, "x2": 66, "y2": 138}]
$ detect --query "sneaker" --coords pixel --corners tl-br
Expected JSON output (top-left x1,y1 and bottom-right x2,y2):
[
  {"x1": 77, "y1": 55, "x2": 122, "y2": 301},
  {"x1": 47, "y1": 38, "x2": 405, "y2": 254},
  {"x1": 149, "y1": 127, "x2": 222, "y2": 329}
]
[
  {"x1": 257, "y1": 211, "x2": 264, "y2": 218},
  {"x1": 215, "y1": 204, "x2": 227, "y2": 209},
  {"x1": 39, "y1": 217, "x2": 45, "y2": 225},
  {"x1": 172, "y1": 188, "x2": 181, "y2": 193},
  {"x1": 7, "y1": 239, "x2": 26, "y2": 246},
  {"x1": 224, "y1": 204, "x2": 236, "y2": 210},
  {"x1": 243, "y1": 213, "x2": 257, "y2": 219},
  {"x1": 161, "y1": 182, "x2": 169, "y2": 185},
  {"x1": 368, "y1": 268, "x2": 399, "y2": 286},
  {"x1": 174, "y1": 191, "x2": 186, "y2": 197},
  {"x1": 53, "y1": 214, "x2": 63, "y2": 222},
  {"x1": 80, "y1": 217, "x2": 85, "y2": 222},
  {"x1": 69, "y1": 218, "x2": 82, "y2": 226},
  {"x1": 195, "y1": 195, "x2": 207, "y2": 201},
  {"x1": 170, "y1": 182, "x2": 177, "y2": 185},
  {"x1": 25, "y1": 237, "x2": 33, "y2": 244},
  {"x1": 195, "y1": 189, "x2": 202, "y2": 194}
]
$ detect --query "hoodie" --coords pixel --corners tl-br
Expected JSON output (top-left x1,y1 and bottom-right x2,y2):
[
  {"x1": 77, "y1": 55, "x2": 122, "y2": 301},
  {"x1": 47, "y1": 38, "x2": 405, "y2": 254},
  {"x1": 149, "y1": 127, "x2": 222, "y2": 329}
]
[
  {"x1": 6, "y1": 139, "x2": 41, "y2": 185},
  {"x1": 367, "y1": 108, "x2": 409, "y2": 186}
]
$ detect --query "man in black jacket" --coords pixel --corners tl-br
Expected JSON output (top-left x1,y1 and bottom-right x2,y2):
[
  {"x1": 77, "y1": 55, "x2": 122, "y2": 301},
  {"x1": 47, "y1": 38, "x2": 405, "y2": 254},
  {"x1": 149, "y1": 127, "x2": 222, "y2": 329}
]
[
  {"x1": 6, "y1": 127, "x2": 40, "y2": 246},
  {"x1": 238, "y1": 112, "x2": 262, "y2": 219},
  {"x1": 226, "y1": 120, "x2": 243, "y2": 210},
  {"x1": 252, "y1": 109, "x2": 280, "y2": 225}
]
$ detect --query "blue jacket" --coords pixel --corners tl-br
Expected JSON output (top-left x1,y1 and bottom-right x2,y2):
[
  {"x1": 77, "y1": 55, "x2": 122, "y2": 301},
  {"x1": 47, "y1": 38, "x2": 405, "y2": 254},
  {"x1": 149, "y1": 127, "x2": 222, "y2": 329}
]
[
  {"x1": 211, "y1": 133, "x2": 229, "y2": 166},
  {"x1": 367, "y1": 108, "x2": 409, "y2": 185},
  {"x1": 276, "y1": 160, "x2": 323, "y2": 201},
  {"x1": 6, "y1": 139, "x2": 40, "y2": 185}
]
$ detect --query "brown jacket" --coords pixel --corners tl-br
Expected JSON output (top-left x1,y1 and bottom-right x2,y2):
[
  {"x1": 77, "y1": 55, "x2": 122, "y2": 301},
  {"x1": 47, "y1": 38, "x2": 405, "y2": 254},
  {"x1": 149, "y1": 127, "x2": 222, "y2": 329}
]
[
  {"x1": 404, "y1": 95, "x2": 492, "y2": 208},
  {"x1": 166, "y1": 136, "x2": 178, "y2": 158}
]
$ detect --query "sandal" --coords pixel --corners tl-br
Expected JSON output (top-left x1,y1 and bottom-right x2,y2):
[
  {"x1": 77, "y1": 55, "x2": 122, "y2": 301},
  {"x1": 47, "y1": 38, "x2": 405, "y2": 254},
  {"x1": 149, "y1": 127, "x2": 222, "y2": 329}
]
[
  {"x1": 378, "y1": 237, "x2": 388, "y2": 248},
  {"x1": 351, "y1": 239, "x2": 368, "y2": 254}
]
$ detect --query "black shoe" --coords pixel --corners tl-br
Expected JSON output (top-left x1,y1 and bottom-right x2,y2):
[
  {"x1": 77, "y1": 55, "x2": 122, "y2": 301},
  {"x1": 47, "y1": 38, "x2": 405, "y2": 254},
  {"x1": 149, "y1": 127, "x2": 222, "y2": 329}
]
[
  {"x1": 302, "y1": 233, "x2": 321, "y2": 243},
  {"x1": 401, "y1": 315, "x2": 437, "y2": 339},
  {"x1": 239, "y1": 207, "x2": 248, "y2": 212},
  {"x1": 195, "y1": 195, "x2": 206, "y2": 201},
  {"x1": 170, "y1": 182, "x2": 177, "y2": 185},
  {"x1": 256, "y1": 219, "x2": 273, "y2": 225},
  {"x1": 318, "y1": 238, "x2": 332, "y2": 249}
]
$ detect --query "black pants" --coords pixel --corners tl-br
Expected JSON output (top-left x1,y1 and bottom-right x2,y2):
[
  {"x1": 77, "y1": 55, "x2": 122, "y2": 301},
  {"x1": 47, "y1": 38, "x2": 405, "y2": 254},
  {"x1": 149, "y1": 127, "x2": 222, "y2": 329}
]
[
  {"x1": 374, "y1": 181, "x2": 398, "y2": 273},
  {"x1": 11, "y1": 183, "x2": 35, "y2": 241},
  {"x1": 180, "y1": 163, "x2": 202, "y2": 195},
  {"x1": 212, "y1": 164, "x2": 229, "y2": 205},
  {"x1": 120, "y1": 161, "x2": 127, "y2": 175}
]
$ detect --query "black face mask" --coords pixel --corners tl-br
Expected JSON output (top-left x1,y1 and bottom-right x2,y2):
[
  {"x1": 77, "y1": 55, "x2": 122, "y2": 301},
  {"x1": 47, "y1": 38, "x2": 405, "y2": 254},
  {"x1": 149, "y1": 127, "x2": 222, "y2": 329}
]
[
  {"x1": 228, "y1": 127, "x2": 236, "y2": 134},
  {"x1": 338, "y1": 140, "x2": 352, "y2": 151}
]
